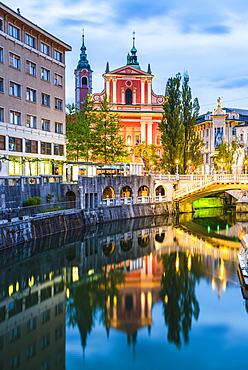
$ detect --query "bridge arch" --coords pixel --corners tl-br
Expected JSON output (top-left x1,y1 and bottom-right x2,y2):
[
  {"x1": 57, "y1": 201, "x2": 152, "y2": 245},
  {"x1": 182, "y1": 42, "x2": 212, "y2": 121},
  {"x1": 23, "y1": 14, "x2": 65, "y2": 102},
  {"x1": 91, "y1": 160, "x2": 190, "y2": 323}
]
[
  {"x1": 138, "y1": 185, "x2": 149, "y2": 197},
  {"x1": 102, "y1": 240, "x2": 115, "y2": 256},
  {"x1": 155, "y1": 185, "x2": 166, "y2": 196},
  {"x1": 120, "y1": 185, "x2": 132, "y2": 198},
  {"x1": 138, "y1": 234, "x2": 150, "y2": 247},
  {"x1": 103, "y1": 186, "x2": 115, "y2": 199},
  {"x1": 66, "y1": 190, "x2": 76, "y2": 208}
]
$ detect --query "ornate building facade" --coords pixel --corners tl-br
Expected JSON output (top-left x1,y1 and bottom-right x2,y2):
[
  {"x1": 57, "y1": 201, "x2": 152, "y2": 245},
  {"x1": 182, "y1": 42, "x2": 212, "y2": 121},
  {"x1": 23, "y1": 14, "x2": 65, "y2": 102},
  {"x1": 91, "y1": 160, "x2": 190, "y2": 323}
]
[{"x1": 75, "y1": 34, "x2": 165, "y2": 171}]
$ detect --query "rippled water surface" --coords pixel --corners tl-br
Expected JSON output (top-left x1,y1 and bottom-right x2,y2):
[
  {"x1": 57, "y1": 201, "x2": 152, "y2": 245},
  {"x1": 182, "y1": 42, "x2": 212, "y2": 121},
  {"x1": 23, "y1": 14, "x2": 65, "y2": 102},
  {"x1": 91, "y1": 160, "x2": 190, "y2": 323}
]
[{"x1": 1, "y1": 210, "x2": 248, "y2": 370}]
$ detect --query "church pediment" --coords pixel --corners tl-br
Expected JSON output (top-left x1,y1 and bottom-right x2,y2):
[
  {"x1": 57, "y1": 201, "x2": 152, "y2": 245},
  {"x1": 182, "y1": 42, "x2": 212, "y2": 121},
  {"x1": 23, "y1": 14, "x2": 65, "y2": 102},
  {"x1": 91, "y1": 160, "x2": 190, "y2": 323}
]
[{"x1": 105, "y1": 65, "x2": 151, "y2": 76}]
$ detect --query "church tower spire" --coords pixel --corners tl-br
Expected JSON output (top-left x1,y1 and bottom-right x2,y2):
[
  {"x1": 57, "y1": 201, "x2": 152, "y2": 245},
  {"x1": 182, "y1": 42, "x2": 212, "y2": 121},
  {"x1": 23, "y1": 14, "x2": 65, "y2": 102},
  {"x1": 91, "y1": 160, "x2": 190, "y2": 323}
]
[
  {"x1": 126, "y1": 32, "x2": 141, "y2": 70},
  {"x1": 74, "y1": 30, "x2": 93, "y2": 109}
]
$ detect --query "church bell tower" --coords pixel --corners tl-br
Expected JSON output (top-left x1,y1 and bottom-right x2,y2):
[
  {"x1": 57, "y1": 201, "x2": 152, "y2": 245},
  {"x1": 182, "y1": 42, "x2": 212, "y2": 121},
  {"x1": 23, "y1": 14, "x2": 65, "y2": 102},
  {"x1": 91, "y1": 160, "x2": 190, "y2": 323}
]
[{"x1": 74, "y1": 32, "x2": 93, "y2": 109}]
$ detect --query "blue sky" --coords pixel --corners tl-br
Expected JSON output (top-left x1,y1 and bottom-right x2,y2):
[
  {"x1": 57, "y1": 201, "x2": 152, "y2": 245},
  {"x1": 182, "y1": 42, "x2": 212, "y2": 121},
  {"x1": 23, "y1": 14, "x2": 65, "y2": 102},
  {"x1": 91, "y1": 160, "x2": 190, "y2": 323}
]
[{"x1": 4, "y1": 0, "x2": 248, "y2": 113}]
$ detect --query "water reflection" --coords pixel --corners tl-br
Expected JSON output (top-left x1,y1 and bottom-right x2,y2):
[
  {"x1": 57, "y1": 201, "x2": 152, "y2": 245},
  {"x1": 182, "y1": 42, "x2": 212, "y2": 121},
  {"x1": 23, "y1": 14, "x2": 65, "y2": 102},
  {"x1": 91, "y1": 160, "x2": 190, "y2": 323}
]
[{"x1": 0, "y1": 211, "x2": 246, "y2": 368}]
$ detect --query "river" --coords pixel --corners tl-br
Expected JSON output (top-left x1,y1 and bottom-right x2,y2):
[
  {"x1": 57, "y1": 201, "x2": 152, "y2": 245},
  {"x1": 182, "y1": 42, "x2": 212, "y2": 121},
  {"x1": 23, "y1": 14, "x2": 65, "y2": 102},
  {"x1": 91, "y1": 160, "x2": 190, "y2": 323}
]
[{"x1": 0, "y1": 208, "x2": 248, "y2": 370}]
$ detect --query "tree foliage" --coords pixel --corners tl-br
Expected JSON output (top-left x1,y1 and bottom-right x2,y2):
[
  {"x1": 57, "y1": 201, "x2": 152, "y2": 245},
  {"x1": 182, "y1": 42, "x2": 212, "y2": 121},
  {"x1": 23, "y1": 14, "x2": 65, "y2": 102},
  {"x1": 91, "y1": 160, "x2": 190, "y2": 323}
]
[
  {"x1": 132, "y1": 141, "x2": 160, "y2": 173},
  {"x1": 92, "y1": 96, "x2": 129, "y2": 164},
  {"x1": 159, "y1": 73, "x2": 204, "y2": 174},
  {"x1": 66, "y1": 95, "x2": 129, "y2": 164},
  {"x1": 213, "y1": 140, "x2": 240, "y2": 173}
]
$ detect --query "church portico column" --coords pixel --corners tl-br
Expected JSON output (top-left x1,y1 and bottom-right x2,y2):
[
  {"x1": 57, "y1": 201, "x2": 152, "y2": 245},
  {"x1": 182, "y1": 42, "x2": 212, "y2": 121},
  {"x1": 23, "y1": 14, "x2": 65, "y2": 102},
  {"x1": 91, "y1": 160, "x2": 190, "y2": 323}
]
[
  {"x1": 113, "y1": 78, "x2": 117, "y2": 103},
  {"x1": 147, "y1": 81, "x2": 152, "y2": 105},
  {"x1": 141, "y1": 80, "x2": 145, "y2": 104},
  {"x1": 106, "y1": 79, "x2": 110, "y2": 97},
  {"x1": 133, "y1": 89, "x2": 137, "y2": 104},
  {"x1": 147, "y1": 123, "x2": 153, "y2": 145},
  {"x1": 121, "y1": 88, "x2": 125, "y2": 104},
  {"x1": 141, "y1": 123, "x2": 146, "y2": 142}
]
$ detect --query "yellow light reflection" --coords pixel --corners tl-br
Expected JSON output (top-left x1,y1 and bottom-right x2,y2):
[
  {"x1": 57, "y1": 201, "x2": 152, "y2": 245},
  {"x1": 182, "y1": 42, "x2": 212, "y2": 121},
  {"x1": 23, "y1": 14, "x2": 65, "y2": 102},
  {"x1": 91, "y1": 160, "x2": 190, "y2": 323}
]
[
  {"x1": 187, "y1": 255, "x2": 192, "y2": 271},
  {"x1": 29, "y1": 276, "x2": 34, "y2": 287},
  {"x1": 72, "y1": 267, "x2": 79, "y2": 282},
  {"x1": 175, "y1": 252, "x2": 180, "y2": 272},
  {"x1": 113, "y1": 295, "x2": 117, "y2": 307},
  {"x1": 16, "y1": 282, "x2": 19, "y2": 292},
  {"x1": 66, "y1": 288, "x2": 70, "y2": 299},
  {"x1": 8, "y1": 285, "x2": 13, "y2": 296},
  {"x1": 165, "y1": 295, "x2": 168, "y2": 304}
]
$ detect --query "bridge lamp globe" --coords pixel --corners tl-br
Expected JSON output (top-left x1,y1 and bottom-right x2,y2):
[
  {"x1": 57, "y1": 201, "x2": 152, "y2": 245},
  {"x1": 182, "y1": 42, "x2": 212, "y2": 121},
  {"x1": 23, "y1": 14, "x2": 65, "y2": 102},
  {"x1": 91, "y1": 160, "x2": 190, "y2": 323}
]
[{"x1": 175, "y1": 159, "x2": 179, "y2": 175}]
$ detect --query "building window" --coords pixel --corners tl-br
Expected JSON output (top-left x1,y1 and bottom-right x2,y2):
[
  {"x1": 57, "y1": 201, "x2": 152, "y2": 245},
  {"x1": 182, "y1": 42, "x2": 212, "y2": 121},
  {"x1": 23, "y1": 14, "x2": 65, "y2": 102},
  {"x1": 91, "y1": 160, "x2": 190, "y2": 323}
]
[
  {"x1": 55, "y1": 302, "x2": 63, "y2": 316},
  {"x1": 9, "y1": 137, "x2": 22, "y2": 152},
  {"x1": 9, "y1": 52, "x2": 21, "y2": 69},
  {"x1": 205, "y1": 141, "x2": 208, "y2": 149},
  {"x1": 54, "y1": 73, "x2": 62, "y2": 86},
  {"x1": 41, "y1": 142, "x2": 51, "y2": 155},
  {"x1": 41, "y1": 119, "x2": 50, "y2": 131},
  {"x1": 8, "y1": 24, "x2": 20, "y2": 40},
  {"x1": 0, "y1": 18, "x2": 2, "y2": 31},
  {"x1": 0, "y1": 108, "x2": 4, "y2": 122},
  {"x1": 41, "y1": 334, "x2": 50, "y2": 349},
  {"x1": 55, "y1": 326, "x2": 63, "y2": 341},
  {"x1": 41, "y1": 93, "x2": 50, "y2": 107},
  {"x1": 232, "y1": 128, "x2": 236, "y2": 136},
  {"x1": 0, "y1": 135, "x2": 5, "y2": 150},
  {"x1": 41, "y1": 309, "x2": 50, "y2": 324},
  {"x1": 9, "y1": 355, "x2": 21, "y2": 369},
  {"x1": 9, "y1": 326, "x2": 21, "y2": 342},
  {"x1": 54, "y1": 50, "x2": 62, "y2": 62},
  {"x1": 134, "y1": 134, "x2": 140, "y2": 145},
  {"x1": 26, "y1": 343, "x2": 36, "y2": 359},
  {"x1": 82, "y1": 76, "x2": 87, "y2": 86},
  {"x1": 0, "y1": 47, "x2": 3, "y2": 62},
  {"x1": 26, "y1": 317, "x2": 36, "y2": 332},
  {"x1": 0, "y1": 77, "x2": 3, "y2": 92},
  {"x1": 206, "y1": 153, "x2": 209, "y2": 164},
  {"x1": 125, "y1": 89, "x2": 132, "y2": 104},
  {"x1": 240, "y1": 133, "x2": 244, "y2": 142},
  {"x1": 25, "y1": 140, "x2": 38, "y2": 153},
  {"x1": 10, "y1": 110, "x2": 21, "y2": 125},
  {"x1": 40, "y1": 42, "x2": 50, "y2": 55},
  {"x1": 54, "y1": 144, "x2": 64, "y2": 156},
  {"x1": 26, "y1": 87, "x2": 36, "y2": 102},
  {"x1": 41, "y1": 67, "x2": 50, "y2": 82},
  {"x1": 26, "y1": 60, "x2": 36, "y2": 76},
  {"x1": 156, "y1": 135, "x2": 161, "y2": 145},
  {"x1": 126, "y1": 136, "x2": 132, "y2": 145},
  {"x1": 26, "y1": 114, "x2": 37, "y2": 128},
  {"x1": 9, "y1": 82, "x2": 21, "y2": 98},
  {"x1": 55, "y1": 122, "x2": 63, "y2": 134},
  {"x1": 25, "y1": 33, "x2": 36, "y2": 48},
  {"x1": 55, "y1": 98, "x2": 63, "y2": 110}
]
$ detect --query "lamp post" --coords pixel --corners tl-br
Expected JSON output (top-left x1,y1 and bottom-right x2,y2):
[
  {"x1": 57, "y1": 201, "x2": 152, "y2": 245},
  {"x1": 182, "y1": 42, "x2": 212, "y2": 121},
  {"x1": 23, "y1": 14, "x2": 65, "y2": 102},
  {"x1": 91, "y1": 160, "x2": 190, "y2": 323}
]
[
  {"x1": 244, "y1": 159, "x2": 248, "y2": 174},
  {"x1": 175, "y1": 159, "x2": 179, "y2": 175},
  {"x1": 187, "y1": 159, "x2": 191, "y2": 174}
]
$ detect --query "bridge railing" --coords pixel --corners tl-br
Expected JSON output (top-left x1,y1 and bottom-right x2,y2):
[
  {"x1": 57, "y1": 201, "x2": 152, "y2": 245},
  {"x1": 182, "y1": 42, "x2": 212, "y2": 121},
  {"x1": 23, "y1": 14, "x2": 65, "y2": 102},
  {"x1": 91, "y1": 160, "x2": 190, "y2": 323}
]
[{"x1": 174, "y1": 174, "x2": 248, "y2": 200}]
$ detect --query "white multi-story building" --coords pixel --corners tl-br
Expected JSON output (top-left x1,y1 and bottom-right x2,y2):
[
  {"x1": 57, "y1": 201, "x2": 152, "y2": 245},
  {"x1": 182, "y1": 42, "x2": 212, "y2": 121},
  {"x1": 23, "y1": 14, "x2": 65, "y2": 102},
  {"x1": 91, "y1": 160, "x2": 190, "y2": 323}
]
[{"x1": 0, "y1": 2, "x2": 71, "y2": 176}]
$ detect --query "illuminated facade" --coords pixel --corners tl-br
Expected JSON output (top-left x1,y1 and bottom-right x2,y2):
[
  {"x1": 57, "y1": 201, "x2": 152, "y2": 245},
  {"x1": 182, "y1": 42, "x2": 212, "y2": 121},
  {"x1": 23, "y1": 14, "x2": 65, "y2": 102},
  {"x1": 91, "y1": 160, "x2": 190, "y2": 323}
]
[
  {"x1": 0, "y1": 3, "x2": 71, "y2": 176},
  {"x1": 195, "y1": 98, "x2": 248, "y2": 174},
  {"x1": 75, "y1": 34, "x2": 165, "y2": 166}
]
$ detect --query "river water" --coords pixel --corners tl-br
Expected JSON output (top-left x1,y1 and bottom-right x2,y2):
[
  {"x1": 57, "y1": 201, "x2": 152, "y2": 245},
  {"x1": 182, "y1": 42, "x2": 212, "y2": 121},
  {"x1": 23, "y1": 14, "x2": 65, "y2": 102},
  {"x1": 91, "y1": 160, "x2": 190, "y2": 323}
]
[{"x1": 1, "y1": 208, "x2": 248, "y2": 370}]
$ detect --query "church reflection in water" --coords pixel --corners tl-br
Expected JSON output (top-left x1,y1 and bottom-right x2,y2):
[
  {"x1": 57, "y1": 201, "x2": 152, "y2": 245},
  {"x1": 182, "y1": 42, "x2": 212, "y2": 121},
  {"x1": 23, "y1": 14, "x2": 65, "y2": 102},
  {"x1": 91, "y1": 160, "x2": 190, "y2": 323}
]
[{"x1": 0, "y1": 213, "x2": 242, "y2": 367}]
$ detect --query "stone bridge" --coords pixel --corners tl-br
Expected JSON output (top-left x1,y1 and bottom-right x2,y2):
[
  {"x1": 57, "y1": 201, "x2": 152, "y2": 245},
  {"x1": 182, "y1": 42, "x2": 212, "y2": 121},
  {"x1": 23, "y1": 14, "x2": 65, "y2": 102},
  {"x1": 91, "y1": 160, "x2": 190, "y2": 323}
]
[{"x1": 172, "y1": 174, "x2": 248, "y2": 212}]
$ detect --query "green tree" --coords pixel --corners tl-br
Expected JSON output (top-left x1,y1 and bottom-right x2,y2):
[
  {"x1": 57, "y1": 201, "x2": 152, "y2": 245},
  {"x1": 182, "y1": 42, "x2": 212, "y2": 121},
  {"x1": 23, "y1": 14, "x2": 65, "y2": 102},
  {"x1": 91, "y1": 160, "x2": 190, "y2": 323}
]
[
  {"x1": 159, "y1": 73, "x2": 203, "y2": 174},
  {"x1": 92, "y1": 95, "x2": 129, "y2": 164},
  {"x1": 66, "y1": 95, "x2": 96, "y2": 161},
  {"x1": 213, "y1": 140, "x2": 239, "y2": 173},
  {"x1": 132, "y1": 141, "x2": 160, "y2": 173}
]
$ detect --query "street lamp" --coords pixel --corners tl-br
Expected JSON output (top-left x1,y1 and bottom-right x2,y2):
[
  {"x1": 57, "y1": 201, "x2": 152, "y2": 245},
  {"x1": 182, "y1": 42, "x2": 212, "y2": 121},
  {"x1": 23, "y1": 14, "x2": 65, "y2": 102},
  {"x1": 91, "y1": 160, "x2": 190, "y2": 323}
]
[
  {"x1": 175, "y1": 159, "x2": 179, "y2": 175},
  {"x1": 244, "y1": 159, "x2": 248, "y2": 174},
  {"x1": 187, "y1": 160, "x2": 191, "y2": 174}
]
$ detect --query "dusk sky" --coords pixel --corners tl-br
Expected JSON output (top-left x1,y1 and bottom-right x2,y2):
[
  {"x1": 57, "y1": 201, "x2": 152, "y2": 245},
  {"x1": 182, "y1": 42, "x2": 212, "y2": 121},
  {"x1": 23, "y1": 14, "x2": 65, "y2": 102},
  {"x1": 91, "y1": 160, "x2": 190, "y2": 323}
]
[{"x1": 3, "y1": 0, "x2": 248, "y2": 113}]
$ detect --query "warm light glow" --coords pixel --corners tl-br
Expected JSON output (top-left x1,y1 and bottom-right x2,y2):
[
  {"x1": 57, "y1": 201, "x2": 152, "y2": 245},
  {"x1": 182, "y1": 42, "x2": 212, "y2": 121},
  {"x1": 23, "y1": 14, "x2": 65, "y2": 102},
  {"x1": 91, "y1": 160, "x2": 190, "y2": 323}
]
[
  {"x1": 175, "y1": 159, "x2": 179, "y2": 165},
  {"x1": 16, "y1": 282, "x2": 19, "y2": 292},
  {"x1": 113, "y1": 295, "x2": 117, "y2": 307},
  {"x1": 49, "y1": 272, "x2": 53, "y2": 281},
  {"x1": 175, "y1": 252, "x2": 180, "y2": 272},
  {"x1": 66, "y1": 288, "x2": 70, "y2": 299},
  {"x1": 29, "y1": 276, "x2": 34, "y2": 287},
  {"x1": 8, "y1": 285, "x2": 13, "y2": 296},
  {"x1": 147, "y1": 291, "x2": 152, "y2": 311},
  {"x1": 149, "y1": 252, "x2": 153, "y2": 261},
  {"x1": 187, "y1": 255, "x2": 192, "y2": 271},
  {"x1": 219, "y1": 259, "x2": 225, "y2": 280},
  {"x1": 72, "y1": 267, "x2": 79, "y2": 282},
  {"x1": 88, "y1": 269, "x2": 94, "y2": 275},
  {"x1": 165, "y1": 295, "x2": 168, "y2": 304}
]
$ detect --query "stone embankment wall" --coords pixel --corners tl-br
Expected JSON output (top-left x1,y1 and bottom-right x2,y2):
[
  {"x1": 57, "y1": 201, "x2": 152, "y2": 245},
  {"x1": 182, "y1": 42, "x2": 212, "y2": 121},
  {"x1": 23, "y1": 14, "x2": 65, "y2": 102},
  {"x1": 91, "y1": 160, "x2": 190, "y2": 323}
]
[{"x1": 0, "y1": 202, "x2": 173, "y2": 249}]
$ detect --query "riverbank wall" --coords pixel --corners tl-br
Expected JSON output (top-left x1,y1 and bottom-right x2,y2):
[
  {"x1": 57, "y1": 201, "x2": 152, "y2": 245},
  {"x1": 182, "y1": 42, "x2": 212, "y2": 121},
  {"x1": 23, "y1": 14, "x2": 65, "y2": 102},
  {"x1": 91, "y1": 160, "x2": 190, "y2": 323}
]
[{"x1": 0, "y1": 202, "x2": 173, "y2": 249}]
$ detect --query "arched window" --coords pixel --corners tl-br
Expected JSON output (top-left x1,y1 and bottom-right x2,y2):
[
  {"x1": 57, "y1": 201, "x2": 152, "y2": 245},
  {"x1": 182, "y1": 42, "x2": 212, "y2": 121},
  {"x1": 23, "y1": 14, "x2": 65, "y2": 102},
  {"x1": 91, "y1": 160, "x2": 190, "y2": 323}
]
[
  {"x1": 82, "y1": 76, "x2": 87, "y2": 86},
  {"x1": 125, "y1": 89, "x2": 132, "y2": 105}
]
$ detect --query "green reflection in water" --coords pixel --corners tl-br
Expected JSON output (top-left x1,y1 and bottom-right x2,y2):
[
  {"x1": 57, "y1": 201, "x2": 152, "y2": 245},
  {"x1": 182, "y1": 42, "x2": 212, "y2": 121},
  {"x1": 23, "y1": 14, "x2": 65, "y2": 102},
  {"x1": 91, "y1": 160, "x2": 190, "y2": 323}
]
[{"x1": 159, "y1": 252, "x2": 204, "y2": 348}]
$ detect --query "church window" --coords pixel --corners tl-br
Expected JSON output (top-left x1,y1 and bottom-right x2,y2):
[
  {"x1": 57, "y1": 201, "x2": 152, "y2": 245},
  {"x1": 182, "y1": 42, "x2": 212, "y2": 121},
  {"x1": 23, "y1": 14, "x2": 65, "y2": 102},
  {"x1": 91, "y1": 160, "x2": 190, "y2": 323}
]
[
  {"x1": 125, "y1": 89, "x2": 132, "y2": 105},
  {"x1": 126, "y1": 135, "x2": 132, "y2": 145},
  {"x1": 82, "y1": 76, "x2": 87, "y2": 86}
]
